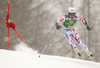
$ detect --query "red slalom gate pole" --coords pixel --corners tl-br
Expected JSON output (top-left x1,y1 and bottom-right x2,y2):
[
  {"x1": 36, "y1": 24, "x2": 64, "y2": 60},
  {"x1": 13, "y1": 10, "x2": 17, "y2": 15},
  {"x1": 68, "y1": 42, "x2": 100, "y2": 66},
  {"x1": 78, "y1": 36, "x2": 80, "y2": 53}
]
[
  {"x1": 14, "y1": 29, "x2": 25, "y2": 46},
  {"x1": 8, "y1": 3, "x2": 9, "y2": 13},
  {"x1": 8, "y1": 28, "x2": 10, "y2": 50},
  {"x1": 5, "y1": 3, "x2": 25, "y2": 49},
  {"x1": 4, "y1": 18, "x2": 10, "y2": 50},
  {"x1": 8, "y1": 3, "x2": 10, "y2": 50}
]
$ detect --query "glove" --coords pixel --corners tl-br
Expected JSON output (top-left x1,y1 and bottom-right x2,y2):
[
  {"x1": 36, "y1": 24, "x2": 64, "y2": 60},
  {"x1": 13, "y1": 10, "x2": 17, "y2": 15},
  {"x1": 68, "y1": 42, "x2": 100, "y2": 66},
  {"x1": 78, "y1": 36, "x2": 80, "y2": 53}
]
[
  {"x1": 86, "y1": 25, "x2": 91, "y2": 31},
  {"x1": 55, "y1": 23, "x2": 62, "y2": 30}
]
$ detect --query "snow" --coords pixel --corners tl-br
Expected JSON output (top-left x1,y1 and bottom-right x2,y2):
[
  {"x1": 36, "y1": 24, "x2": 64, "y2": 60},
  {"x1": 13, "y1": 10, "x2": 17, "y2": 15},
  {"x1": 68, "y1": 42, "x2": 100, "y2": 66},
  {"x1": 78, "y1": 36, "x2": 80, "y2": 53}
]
[{"x1": 0, "y1": 43, "x2": 100, "y2": 68}]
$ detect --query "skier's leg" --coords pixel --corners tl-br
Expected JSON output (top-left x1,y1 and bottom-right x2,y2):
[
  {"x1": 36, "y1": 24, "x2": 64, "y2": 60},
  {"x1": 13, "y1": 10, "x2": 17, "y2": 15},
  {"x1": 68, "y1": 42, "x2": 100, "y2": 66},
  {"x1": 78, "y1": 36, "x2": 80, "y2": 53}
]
[
  {"x1": 64, "y1": 30, "x2": 80, "y2": 54},
  {"x1": 71, "y1": 29, "x2": 92, "y2": 56}
]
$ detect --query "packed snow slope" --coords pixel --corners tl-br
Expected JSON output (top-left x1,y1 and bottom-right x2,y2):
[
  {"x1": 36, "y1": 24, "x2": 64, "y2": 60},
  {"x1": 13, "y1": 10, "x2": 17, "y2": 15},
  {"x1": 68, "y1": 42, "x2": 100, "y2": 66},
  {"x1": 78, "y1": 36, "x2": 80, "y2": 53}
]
[
  {"x1": 0, "y1": 44, "x2": 100, "y2": 68},
  {"x1": 0, "y1": 50, "x2": 100, "y2": 68}
]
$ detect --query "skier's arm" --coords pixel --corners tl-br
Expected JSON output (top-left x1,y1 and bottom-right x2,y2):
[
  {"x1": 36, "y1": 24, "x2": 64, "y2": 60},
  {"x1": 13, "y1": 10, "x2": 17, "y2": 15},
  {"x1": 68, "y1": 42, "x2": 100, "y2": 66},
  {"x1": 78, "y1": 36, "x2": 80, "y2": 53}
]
[
  {"x1": 76, "y1": 15, "x2": 91, "y2": 31},
  {"x1": 56, "y1": 15, "x2": 65, "y2": 30}
]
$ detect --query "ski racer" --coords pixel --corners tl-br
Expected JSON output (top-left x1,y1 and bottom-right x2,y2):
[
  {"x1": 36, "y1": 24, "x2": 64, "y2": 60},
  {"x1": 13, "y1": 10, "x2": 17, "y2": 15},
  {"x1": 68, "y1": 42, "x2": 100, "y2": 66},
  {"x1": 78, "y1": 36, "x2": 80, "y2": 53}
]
[{"x1": 56, "y1": 7, "x2": 94, "y2": 57}]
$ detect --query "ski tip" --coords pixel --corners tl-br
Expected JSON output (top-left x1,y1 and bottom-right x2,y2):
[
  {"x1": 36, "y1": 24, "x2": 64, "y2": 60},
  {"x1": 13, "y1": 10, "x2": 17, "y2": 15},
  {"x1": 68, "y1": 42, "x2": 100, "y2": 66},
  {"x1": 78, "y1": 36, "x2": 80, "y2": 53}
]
[{"x1": 38, "y1": 55, "x2": 41, "y2": 58}]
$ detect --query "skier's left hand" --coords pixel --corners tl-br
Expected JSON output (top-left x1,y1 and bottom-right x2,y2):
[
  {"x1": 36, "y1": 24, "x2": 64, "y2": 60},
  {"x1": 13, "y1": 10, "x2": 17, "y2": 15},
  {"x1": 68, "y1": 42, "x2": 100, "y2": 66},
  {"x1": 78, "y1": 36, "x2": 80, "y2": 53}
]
[{"x1": 86, "y1": 25, "x2": 91, "y2": 31}]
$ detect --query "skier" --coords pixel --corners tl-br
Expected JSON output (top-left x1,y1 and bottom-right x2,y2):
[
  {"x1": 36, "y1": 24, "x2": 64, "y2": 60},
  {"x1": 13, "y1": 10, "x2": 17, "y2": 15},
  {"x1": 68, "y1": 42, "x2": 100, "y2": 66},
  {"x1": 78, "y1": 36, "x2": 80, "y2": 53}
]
[{"x1": 56, "y1": 7, "x2": 94, "y2": 57}]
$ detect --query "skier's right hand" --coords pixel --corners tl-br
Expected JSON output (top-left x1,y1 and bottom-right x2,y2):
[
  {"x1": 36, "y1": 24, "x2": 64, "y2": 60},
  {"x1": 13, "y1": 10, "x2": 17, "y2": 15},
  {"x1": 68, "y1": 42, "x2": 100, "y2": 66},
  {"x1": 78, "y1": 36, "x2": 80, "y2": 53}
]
[
  {"x1": 86, "y1": 25, "x2": 91, "y2": 31},
  {"x1": 55, "y1": 23, "x2": 62, "y2": 30}
]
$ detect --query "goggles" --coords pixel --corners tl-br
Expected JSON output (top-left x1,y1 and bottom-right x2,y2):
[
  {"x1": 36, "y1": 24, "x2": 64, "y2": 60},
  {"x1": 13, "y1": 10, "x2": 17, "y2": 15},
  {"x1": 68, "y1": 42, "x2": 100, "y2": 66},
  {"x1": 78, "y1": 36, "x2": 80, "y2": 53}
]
[{"x1": 69, "y1": 13, "x2": 75, "y2": 15}]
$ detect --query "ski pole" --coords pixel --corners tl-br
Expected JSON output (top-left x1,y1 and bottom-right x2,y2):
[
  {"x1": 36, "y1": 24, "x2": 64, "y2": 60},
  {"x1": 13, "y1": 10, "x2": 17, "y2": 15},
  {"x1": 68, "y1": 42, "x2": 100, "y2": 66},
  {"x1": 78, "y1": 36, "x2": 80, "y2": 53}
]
[
  {"x1": 75, "y1": 28, "x2": 86, "y2": 30},
  {"x1": 39, "y1": 30, "x2": 59, "y2": 58}
]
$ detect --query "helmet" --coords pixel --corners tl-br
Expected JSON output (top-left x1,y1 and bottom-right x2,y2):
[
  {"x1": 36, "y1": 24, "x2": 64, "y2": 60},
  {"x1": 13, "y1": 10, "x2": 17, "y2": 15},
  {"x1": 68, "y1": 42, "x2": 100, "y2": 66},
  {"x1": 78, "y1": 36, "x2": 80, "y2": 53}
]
[
  {"x1": 68, "y1": 7, "x2": 76, "y2": 15},
  {"x1": 68, "y1": 7, "x2": 76, "y2": 13}
]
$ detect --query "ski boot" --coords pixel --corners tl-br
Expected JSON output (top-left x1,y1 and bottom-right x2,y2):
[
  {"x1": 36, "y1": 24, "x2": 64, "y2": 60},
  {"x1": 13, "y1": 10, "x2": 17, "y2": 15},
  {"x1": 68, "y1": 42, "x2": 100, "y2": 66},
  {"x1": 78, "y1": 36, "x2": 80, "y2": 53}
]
[
  {"x1": 74, "y1": 48, "x2": 82, "y2": 58},
  {"x1": 86, "y1": 51, "x2": 96, "y2": 58},
  {"x1": 77, "y1": 52, "x2": 82, "y2": 58},
  {"x1": 89, "y1": 54, "x2": 96, "y2": 58}
]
